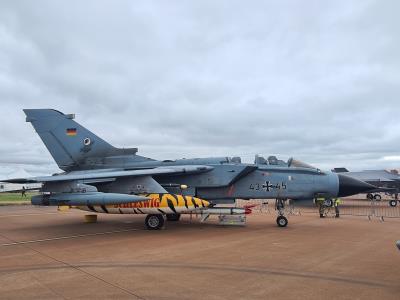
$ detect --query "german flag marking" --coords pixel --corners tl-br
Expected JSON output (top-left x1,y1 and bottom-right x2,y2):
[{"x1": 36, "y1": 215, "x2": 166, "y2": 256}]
[{"x1": 66, "y1": 128, "x2": 77, "y2": 136}]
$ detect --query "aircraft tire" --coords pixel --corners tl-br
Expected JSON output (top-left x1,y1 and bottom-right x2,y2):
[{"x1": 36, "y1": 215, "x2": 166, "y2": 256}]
[
  {"x1": 367, "y1": 193, "x2": 374, "y2": 200},
  {"x1": 276, "y1": 216, "x2": 288, "y2": 227},
  {"x1": 145, "y1": 214, "x2": 165, "y2": 230},
  {"x1": 166, "y1": 214, "x2": 181, "y2": 221},
  {"x1": 389, "y1": 200, "x2": 398, "y2": 207},
  {"x1": 373, "y1": 194, "x2": 382, "y2": 201}
]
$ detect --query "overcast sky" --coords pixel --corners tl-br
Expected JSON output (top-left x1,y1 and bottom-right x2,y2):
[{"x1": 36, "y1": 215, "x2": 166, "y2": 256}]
[{"x1": 0, "y1": 0, "x2": 399, "y2": 177}]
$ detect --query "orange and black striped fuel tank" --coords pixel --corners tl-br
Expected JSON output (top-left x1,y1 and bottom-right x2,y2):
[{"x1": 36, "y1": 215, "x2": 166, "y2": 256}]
[{"x1": 77, "y1": 193, "x2": 210, "y2": 215}]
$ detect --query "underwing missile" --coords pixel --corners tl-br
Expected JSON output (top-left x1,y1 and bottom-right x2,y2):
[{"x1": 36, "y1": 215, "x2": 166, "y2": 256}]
[{"x1": 201, "y1": 207, "x2": 249, "y2": 215}]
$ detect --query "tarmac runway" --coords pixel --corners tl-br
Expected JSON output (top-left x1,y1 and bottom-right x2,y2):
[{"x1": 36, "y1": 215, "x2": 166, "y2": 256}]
[{"x1": 0, "y1": 205, "x2": 399, "y2": 299}]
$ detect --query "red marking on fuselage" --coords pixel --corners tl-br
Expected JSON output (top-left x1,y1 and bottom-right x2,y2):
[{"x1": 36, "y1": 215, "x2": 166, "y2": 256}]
[
  {"x1": 114, "y1": 198, "x2": 160, "y2": 209},
  {"x1": 227, "y1": 185, "x2": 235, "y2": 197}
]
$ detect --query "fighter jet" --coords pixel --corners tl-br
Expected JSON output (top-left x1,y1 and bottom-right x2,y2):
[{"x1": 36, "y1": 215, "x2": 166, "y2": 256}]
[
  {"x1": 0, "y1": 109, "x2": 376, "y2": 229},
  {"x1": 332, "y1": 168, "x2": 400, "y2": 207},
  {"x1": 0, "y1": 182, "x2": 41, "y2": 193}
]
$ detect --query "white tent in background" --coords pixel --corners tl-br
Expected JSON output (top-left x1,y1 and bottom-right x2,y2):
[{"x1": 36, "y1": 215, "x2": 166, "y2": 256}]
[{"x1": 5, "y1": 168, "x2": 32, "y2": 179}]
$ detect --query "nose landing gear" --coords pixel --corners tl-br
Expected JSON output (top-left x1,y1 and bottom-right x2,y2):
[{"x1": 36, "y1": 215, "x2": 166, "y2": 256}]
[
  {"x1": 275, "y1": 199, "x2": 288, "y2": 227},
  {"x1": 276, "y1": 215, "x2": 288, "y2": 227}
]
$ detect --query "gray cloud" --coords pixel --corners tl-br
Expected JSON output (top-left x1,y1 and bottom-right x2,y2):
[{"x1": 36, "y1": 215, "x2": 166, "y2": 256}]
[{"x1": 0, "y1": 0, "x2": 399, "y2": 177}]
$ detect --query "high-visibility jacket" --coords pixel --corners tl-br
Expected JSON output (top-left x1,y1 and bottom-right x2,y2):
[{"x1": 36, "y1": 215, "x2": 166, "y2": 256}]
[{"x1": 334, "y1": 198, "x2": 342, "y2": 206}]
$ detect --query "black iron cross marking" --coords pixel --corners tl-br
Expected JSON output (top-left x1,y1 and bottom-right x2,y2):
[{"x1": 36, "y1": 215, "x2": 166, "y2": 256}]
[
  {"x1": 262, "y1": 181, "x2": 274, "y2": 192},
  {"x1": 262, "y1": 181, "x2": 287, "y2": 191}
]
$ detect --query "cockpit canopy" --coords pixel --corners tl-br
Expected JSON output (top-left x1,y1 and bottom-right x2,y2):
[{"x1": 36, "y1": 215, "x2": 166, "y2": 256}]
[
  {"x1": 254, "y1": 155, "x2": 287, "y2": 166},
  {"x1": 255, "y1": 155, "x2": 318, "y2": 170},
  {"x1": 287, "y1": 158, "x2": 317, "y2": 169}
]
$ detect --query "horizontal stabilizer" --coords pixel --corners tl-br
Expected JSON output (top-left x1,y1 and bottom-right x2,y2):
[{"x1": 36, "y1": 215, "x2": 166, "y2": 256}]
[
  {"x1": 0, "y1": 178, "x2": 39, "y2": 184},
  {"x1": 31, "y1": 192, "x2": 149, "y2": 206}
]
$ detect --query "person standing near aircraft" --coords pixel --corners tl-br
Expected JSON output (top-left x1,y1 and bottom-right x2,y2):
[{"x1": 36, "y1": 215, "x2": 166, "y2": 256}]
[
  {"x1": 316, "y1": 196, "x2": 326, "y2": 218},
  {"x1": 21, "y1": 186, "x2": 26, "y2": 198},
  {"x1": 334, "y1": 198, "x2": 341, "y2": 218}
]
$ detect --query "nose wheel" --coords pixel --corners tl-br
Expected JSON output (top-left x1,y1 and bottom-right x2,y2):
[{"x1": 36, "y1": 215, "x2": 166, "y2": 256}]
[
  {"x1": 276, "y1": 215, "x2": 288, "y2": 227},
  {"x1": 275, "y1": 199, "x2": 289, "y2": 227}
]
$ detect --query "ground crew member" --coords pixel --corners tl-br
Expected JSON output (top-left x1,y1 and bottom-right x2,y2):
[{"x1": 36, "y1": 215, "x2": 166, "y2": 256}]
[
  {"x1": 315, "y1": 196, "x2": 326, "y2": 218},
  {"x1": 21, "y1": 186, "x2": 26, "y2": 198},
  {"x1": 334, "y1": 198, "x2": 342, "y2": 218}
]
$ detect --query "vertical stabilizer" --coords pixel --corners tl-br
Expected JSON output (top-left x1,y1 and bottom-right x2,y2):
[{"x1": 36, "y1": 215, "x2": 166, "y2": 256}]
[{"x1": 24, "y1": 109, "x2": 115, "y2": 170}]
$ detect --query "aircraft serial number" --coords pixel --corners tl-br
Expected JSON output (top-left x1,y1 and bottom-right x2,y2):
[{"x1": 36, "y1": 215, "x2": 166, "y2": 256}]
[{"x1": 249, "y1": 181, "x2": 287, "y2": 192}]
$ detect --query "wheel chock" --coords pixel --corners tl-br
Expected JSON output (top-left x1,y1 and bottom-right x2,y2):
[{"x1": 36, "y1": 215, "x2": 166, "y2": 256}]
[
  {"x1": 84, "y1": 214, "x2": 97, "y2": 223},
  {"x1": 58, "y1": 206, "x2": 70, "y2": 212}
]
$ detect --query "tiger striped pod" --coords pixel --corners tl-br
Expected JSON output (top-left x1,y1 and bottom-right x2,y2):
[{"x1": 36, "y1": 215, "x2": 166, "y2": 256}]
[{"x1": 78, "y1": 193, "x2": 210, "y2": 215}]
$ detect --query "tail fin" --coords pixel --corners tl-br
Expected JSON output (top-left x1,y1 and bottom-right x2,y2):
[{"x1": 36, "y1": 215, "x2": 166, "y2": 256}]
[{"x1": 24, "y1": 109, "x2": 134, "y2": 170}]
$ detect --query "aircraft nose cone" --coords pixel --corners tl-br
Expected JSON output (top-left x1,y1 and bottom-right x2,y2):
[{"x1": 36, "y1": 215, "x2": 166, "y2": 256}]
[{"x1": 337, "y1": 174, "x2": 376, "y2": 197}]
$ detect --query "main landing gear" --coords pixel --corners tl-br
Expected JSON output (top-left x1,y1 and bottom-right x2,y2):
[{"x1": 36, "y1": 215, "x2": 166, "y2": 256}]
[
  {"x1": 145, "y1": 214, "x2": 181, "y2": 230},
  {"x1": 275, "y1": 199, "x2": 288, "y2": 227},
  {"x1": 145, "y1": 214, "x2": 165, "y2": 230}
]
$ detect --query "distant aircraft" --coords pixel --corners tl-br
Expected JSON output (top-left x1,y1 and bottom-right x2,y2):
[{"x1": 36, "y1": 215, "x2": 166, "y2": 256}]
[
  {"x1": 332, "y1": 168, "x2": 400, "y2": 207},
  {"x1": 0, "y1": 169, "x2": 41, "y2": 193},
  {"x1": 0, "y1": 109, "x2": 376, "y2": 229},
  {"x1": 0, "y1": 182, "x2": 41, "y2": 193}
]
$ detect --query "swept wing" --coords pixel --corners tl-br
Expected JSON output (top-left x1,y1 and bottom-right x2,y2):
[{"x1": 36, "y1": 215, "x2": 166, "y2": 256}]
[{"x1": 1, "y1": 165, "x2": 213, "y2": 184}]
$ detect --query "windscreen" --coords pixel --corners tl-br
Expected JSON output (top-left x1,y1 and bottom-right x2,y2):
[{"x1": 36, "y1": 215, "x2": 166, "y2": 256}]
[{"x1": 287, "y1": 158, "x2": 316, "y2": 169}]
